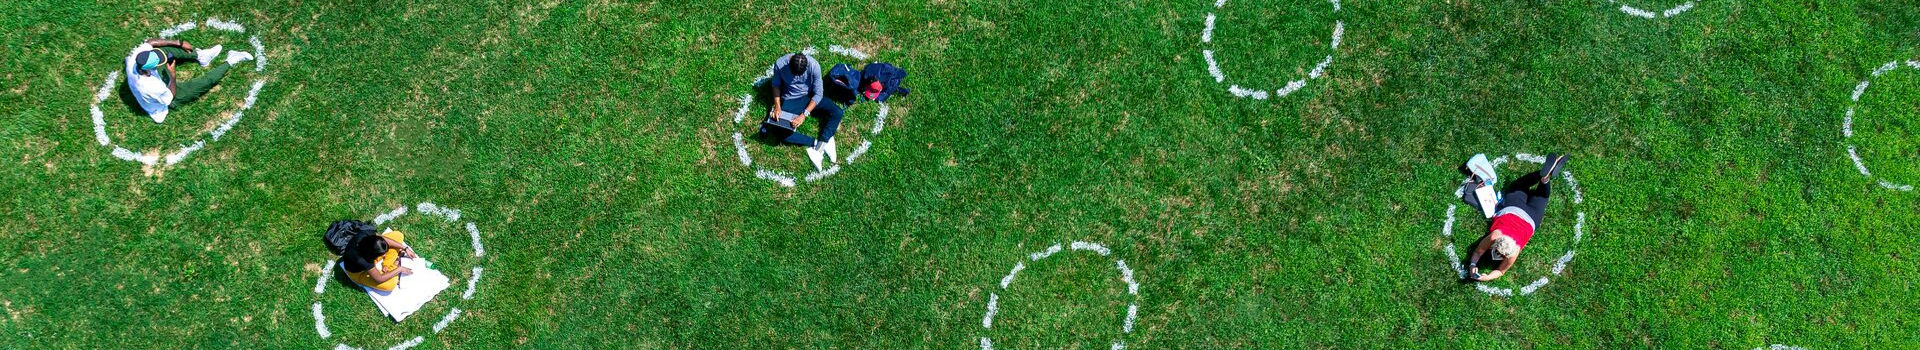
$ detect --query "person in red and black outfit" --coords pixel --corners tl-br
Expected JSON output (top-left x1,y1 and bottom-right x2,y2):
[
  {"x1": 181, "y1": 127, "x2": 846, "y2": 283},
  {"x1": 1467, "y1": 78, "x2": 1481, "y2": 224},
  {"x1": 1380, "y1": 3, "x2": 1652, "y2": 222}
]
[{"x1": 1467, "y1": 153, "x2": 1568, "y2": 282}]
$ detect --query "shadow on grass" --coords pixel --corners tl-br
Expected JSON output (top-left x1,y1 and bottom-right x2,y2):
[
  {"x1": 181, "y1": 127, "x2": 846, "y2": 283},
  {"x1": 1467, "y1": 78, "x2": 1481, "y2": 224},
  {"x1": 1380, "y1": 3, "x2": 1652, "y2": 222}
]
[{"x1": 328, "y1": 258, "x2": 365, "y2": 291}]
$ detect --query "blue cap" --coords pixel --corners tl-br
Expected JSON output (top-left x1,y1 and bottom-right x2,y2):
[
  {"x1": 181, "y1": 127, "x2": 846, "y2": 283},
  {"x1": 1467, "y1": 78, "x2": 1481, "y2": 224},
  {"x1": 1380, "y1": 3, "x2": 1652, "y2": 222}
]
[{"x1": 136, "y1": 50, "x2": 165, "y2": 71}]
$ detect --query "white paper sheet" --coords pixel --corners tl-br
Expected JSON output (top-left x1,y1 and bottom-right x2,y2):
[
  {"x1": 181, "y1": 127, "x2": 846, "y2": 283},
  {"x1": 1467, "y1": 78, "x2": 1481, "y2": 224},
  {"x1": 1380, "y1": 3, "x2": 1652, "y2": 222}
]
[{"x1": 347, "y1": 257, "x2": 451, "y2": 322}]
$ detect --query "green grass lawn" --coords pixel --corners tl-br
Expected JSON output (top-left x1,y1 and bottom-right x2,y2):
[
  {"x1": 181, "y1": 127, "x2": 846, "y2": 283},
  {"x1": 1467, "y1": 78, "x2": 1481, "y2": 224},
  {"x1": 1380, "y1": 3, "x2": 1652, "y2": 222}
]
[{"x1": 2, "y1": 0, "x2": 1919, "y2": 348}]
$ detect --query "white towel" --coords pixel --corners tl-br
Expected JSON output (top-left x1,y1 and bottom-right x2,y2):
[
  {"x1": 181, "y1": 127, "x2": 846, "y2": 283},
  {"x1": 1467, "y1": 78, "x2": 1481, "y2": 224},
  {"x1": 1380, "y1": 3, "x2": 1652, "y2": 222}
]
[{"x1": 346, "y1": 256, "x2": 451, "y2": 322}]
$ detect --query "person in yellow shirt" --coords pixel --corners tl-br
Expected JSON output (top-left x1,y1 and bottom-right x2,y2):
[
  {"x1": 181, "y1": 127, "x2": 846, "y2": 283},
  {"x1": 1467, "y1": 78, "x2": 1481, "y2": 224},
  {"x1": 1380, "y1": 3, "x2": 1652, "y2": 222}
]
[{"x1": 343, "y1": 231, "x2": 417, "y2": 291}]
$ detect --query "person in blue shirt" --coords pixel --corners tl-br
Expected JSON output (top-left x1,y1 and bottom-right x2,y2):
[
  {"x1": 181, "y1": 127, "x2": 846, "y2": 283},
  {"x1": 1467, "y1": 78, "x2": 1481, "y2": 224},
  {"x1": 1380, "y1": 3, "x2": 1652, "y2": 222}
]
[{"x1": 764, "y1": 52, "x2": 845, "y2": 170}]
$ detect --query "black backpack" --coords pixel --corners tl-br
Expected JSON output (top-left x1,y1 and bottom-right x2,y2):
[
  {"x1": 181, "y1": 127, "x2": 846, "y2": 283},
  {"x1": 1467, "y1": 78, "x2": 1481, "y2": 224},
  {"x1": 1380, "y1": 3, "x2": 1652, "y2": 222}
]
[{"x1": 324, "y1": 220, "x2": 378, "y2": 256}]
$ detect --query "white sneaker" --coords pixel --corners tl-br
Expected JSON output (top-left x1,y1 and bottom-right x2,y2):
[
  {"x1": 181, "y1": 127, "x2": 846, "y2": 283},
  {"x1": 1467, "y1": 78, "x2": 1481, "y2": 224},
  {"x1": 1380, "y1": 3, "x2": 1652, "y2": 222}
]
[
  {"x1": 195, "y1": 45, "x2": 224, "y2": 67},
  {"x1": 804, "y1": 144, "x2": 825, "y2": 171},
  {"x1": 822, "y1": 138, "x2": 839, "y2": 163},
  {"x1": 225, "y1": 50, "x2": 255, "y2": 66}
]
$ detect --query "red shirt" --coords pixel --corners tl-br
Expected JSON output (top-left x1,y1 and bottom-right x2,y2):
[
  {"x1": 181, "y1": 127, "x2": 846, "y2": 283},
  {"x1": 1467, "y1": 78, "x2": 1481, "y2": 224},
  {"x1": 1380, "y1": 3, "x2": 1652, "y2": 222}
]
[{"x1": 1490, "y1": 212, "x2": 1535, "y2": 251}]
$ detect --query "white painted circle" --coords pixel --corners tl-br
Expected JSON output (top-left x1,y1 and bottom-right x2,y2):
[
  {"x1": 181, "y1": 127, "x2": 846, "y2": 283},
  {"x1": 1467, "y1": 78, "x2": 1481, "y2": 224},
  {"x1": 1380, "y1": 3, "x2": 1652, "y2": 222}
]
[
  {"x1": 978, "y1": 241, "x2": 1141, "y2": 350},
  {"x1": 310, "y1": 202, "x2": 489, "y2": 349},
  {"x1": 87, "y1": 18, "x2": 270, "y2": 168},
  {"x1": 1755, "y1": 345, "x2": 1807, "y2": 350},
  {"x1": 1603, "y1": 0, "x2": 1697, "y2": 19},
  {"x1": 1438, "y1": 153, "x2": 1588, "y2": 297},
  {"x1": 730, "y1": 45, "x2": 891, "y2": 187},
  {"x1": 1841, "y1": 60, "x2": 1920, "y2": 192},
  {"x1": 1200, "y1": 0, "x2": 1343, "y2": 100}
]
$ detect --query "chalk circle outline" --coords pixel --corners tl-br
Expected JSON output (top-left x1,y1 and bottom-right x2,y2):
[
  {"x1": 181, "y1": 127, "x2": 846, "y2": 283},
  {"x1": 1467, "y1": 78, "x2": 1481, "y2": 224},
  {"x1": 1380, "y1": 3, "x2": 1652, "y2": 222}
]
[
  {"x1": 1200, "y1": 0, "x2": 1344, "y2": 100},
  {"x1": 87, "y1": 18, "x2": 270, "y2": 168},
  {"x1": 978, "y1": 241, "x2": 1141, "y2": 350},
  {"x1": 310, "y1": 202, "x2": 489, "y2": 350},
  {"x1": 1603, "y1": 0, "x2": 1697, "y2": 19},
  {"x1": 1438, "y1": 153, "x2": 1588, "y2": 297},
  {"x1": 1841, "y1": 60, "x2": 1920, "y2": 192},
  {"x1": 729, "y1": 45, "x2": 891, "y2": 187}
]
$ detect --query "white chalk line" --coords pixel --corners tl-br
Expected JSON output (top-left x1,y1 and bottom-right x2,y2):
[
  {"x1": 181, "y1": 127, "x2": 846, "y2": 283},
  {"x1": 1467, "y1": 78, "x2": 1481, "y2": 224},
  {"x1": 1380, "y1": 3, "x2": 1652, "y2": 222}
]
[
  {"x1": 730, "y1": 46, "x2": 894, "y2": 186},
  {"x1": 373, "y1": 205, "x2": 409, "y2": 226},
  {"x1": 1201, "y1": 0, "x2": 1342, "y2": 99},
  {"x1": 313, "y1": 302, "x2": 332, "y2": 338},
  {"x1": 158, "y1": 22, "x2": 196, "y2": 38},
  {"x1": 1000, "y1": 261, "x2": 1025, "y2": 289},
  {"x1": 982, "y1": 293, "x2": 999, "y2": 328},
  {"x1": 417, "y1": 202, "x2": 462, "y2": 223},
  {"x1": 1841, "y1": 60, "x2": 1917, "y2": 191},
  {"x1": 1439, "y1": 153, "x2": 1590, "y2": 297},
  {"x1": 464, "y1": 267, "x2": 484, "y2": 300},
  {"x1": 90, "y1": 19, "x2": 271, "y2": 168},
  {"x1": 432, "y1": 308, "x2": 462, "y2": 333},
  {"x1": 828, "y1": 45, "x2": 870, "y2": 61},
  {"x1": 844, "y1": 140, "x2": 873, "y2": 164},
  {"x1": 1607, "y1": 0, "x2": 1696, "y2": 18},
  {"x1": 465, "y1": 223, "x2": 486, "y2": 258},
  {"x1": 387, "y1": 336, "x2": 424, "y2": 350},
  {"x1": 204, "y1": 17, "x2": 245, "y2": 33},
  {"x1": 1756, "y1": 345, "x2": 1807, "y2": 350},
  {"x1": 313, "y1": 202, "x2": 489, "y2": 348},
  {"x1": 314, "y1": 265, "x2": 334, "y2": 294},
  {"x1": 981, "y1": 241, "x2": 1139, "y2": 350}
]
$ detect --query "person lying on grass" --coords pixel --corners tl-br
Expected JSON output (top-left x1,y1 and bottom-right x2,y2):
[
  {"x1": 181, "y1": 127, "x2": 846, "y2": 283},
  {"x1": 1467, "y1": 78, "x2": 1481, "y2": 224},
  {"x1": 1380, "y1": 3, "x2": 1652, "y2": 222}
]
[
  {"x1": 124, "y1": 38, "x2": 254, "y2": 124},
  {"x1": 762, "y1": 52, "x2": 846, "y2": 170},
  {"x1": 1465, "y1": 153, "x2": 1568, "y2": 282},
  {"x1": 344, "y1": 230, "x2": 418, "y2": 291}
]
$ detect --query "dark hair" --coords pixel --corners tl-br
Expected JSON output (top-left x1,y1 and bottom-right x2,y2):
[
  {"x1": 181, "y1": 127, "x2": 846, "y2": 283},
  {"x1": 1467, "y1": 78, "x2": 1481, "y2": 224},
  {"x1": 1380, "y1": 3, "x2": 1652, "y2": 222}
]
[
  {"x1": 356, "y1": 234, "x2": 388, "y2": 258},
  {"x1": 788, "y1": 53, "x2": 809, "y2": 75}
]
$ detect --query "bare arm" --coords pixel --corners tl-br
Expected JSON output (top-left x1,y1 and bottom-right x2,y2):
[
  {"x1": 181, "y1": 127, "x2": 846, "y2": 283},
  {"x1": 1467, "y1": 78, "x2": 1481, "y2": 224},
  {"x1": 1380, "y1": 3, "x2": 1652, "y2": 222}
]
[
  {"x1": 768, "y1": 59, "x2": 785, "y2": 120},
  {"x1": 368, "y1": 261, "x2": 412, "y2": 283},
  {"x1": 165, "y1": 63, "x2": 178, "y2": 92},
  {"x1": 383, "y1": 236, "x2": 417, "y2": 258},
  {"x1": 145, "y1": 39, "x2": 193, "y2": 51},
  {"x1": 1477, "y1": 255, "x2": 1518, "y2": 281}
]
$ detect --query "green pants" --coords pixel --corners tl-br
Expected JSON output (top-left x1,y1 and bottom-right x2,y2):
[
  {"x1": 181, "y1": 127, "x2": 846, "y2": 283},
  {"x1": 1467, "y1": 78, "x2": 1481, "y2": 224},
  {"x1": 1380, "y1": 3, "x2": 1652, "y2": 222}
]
[{"x1": 155, "y1": 46, "x2": 235, "y2": 105}]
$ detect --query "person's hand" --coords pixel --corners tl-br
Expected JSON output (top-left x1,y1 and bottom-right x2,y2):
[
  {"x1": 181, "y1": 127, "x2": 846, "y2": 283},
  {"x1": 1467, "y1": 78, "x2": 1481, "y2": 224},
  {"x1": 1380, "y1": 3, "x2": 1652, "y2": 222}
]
[
  {"x1": 397, "y1": 267, "x2": 414, "y2": 275},
  {"x1": 372, "y1": 263, "x2": 386, "y2": 274},
  {"x1": 768, "y1": 109, "x2": 780, "y2": 120},
  {"x1": 791, "y1": 115, "x2": 806, "y2": 127},
  {"x1": 402, "y1": 247, "x2": 418, "y2": 259},
  {"x1": 1475, "y1": 271, "x2": 1501, "y2": 281},
  {"x1": 180, "y1": 41, "x2": 195, "y2": 52}
]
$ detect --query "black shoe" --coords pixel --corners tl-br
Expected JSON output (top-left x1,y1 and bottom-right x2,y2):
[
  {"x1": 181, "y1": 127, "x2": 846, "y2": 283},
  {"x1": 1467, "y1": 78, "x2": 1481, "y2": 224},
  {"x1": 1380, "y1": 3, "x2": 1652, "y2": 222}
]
[{"x1": 1541, "y1": 153, "x2": 1568, "y2": 181}]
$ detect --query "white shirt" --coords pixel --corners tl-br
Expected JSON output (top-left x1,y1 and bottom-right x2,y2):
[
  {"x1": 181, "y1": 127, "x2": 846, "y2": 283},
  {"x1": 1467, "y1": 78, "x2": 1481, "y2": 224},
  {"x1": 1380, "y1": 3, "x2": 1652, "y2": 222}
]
[{"x1": 124, "y1": 44, "x2": 172, "y2": 123}]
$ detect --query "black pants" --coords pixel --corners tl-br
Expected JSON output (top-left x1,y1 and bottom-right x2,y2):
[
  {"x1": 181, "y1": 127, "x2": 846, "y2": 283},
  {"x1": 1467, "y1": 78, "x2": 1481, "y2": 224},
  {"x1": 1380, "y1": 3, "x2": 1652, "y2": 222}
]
[{"x1": 1498, "y1": 171, "x2": 1551, "y2": 223}]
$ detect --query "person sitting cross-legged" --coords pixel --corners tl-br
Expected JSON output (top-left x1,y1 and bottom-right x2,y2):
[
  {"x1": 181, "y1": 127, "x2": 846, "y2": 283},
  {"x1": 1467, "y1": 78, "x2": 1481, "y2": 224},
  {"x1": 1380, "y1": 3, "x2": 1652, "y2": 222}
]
[
  {"x1": 1466, "y1": 153, "x2": 1569, "y2": 282},
  {"x1": 124, "y1": 38, "x2": 254, "y2": 124},
  {"x1": 343, "y1": 230, "x2": 418, "y2": 292},
  {"x1": 761, "y1": 52, "x2": 846, "y2": 170}
]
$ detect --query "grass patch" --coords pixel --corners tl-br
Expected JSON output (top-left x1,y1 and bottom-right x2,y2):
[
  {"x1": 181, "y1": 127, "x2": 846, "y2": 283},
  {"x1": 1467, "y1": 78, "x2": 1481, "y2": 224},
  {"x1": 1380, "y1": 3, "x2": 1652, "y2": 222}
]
[{"x1": 1, "y1": 0, "x2": 1918, "y2": 348}]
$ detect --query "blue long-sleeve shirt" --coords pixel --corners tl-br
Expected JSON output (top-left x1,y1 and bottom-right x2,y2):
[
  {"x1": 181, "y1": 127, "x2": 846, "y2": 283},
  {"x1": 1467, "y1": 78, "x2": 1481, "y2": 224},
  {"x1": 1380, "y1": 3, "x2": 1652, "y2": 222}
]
[{"x1": 770, "y1": 53, "x2": 824, "y2": 105}]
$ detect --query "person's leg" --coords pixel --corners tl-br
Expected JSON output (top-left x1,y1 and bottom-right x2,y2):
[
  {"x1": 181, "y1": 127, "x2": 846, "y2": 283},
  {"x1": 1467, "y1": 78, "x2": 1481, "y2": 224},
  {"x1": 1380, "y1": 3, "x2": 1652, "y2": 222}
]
[
  {"x1": 156, "y1": 46, "x2": 191, "y2": 62},
  {"x1": 777, "y1": 98, "x2": 818, "y2": 146},
  {"x1": 1521, "y1": 171, "x2": 1552, "y2": 222},
  {"x1": 812, "y1": 99, "x2": 845, "y2": 142},
  {"x1": 779, "y1": 129, "x2": 817, "y2": 147},
  {"x1": 377, "y1": 231, "x2": 405, "y2": 271},
  {"x1": 1498, "y1": 189, "x2": 1527, "y2": 211},
  {"x1": 170, "y1": 63, "x2": 232, "y2": 104},
  {"x1": 367, "y1": 231, "x2": 407, "y2": 291}
]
